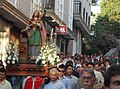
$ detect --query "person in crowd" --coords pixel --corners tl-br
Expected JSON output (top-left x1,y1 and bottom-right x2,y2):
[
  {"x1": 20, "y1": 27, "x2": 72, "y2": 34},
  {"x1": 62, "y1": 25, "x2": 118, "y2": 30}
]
[
  {"x1": 76, "y1": 66, "x2": 83, "y2": 77},
  {"x1": 81, "y1": 61, "x2": 88, "y2": 69},
  {"x1": 99, "y1": 62, "x2": 106, "y2": 73},
  {"x1": 94, "y1": 59, "x2": 99, "y2": 64},
  {"x1": 58, "y1": 64, "x2": 71, "y2": 89},
  {"x1": 77, "y1": 68, "x2": 104, "y2": 89},
  {"x1": 22, "y1": 76, "x2": 43, "y2": 89},
  {"x1": 87, "y1": 62, "x2": 104, "y2": 83},
  {"x1": 94, "y1": 63, "x2": 100, "y2": 72},
  {"x1": 104, "y1": 59, "x2": 111, "y2": 70},
  {"x1": 43, "y1": 68, "x2": 66, "y2": 89},
  {"x1": 104, "y1": 64, "x2": 120, "y2": 89},
  {"x1": 65, "y1": 61, "x2": 78, "y2": 89},
  {"x1": 73, "y1": 57, "x2": 81, "y2": 71},
  {"x1": 57, "y1": 52, "x2": 65, "y2": 67},
  {"x1": 21, "y1": 10, "x2": 46, "y2": 60},
  {"x1": 63, "y1": 52, "x2": 72, "y2": 65},
  {"x1": 0, "y1": 65, "x2": 12, "y2": 89}
]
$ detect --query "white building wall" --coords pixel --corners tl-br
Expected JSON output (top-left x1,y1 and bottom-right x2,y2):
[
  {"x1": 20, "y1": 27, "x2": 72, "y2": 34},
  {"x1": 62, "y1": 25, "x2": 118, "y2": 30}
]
[
  {"x1": 63, "y1": 0, "x2": 73, "y2": 30},
  {"x1": 80, "y1": 0, "x2": 91, "y2": 26},
  {"x1": 7, "y1": 0, "x2": 31, "y2": 18},
  {"x1": 55, "y1": 0, "x2": 64, "y2": 22},
  {"x1": 73, "y1": 0, "x2": 92, "y2": 55}
]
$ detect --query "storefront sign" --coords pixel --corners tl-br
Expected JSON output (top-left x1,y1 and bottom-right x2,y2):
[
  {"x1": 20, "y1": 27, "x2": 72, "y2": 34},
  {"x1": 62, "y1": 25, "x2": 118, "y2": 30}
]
[{"x1": 56, "y1": 26, "x2": 67, "y2": 34}]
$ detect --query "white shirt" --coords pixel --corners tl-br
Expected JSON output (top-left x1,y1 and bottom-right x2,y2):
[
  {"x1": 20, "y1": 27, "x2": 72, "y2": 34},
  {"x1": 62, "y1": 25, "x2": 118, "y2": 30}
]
[{"x1": 0, "y1": 79, "x2": 12, "y2": 89}]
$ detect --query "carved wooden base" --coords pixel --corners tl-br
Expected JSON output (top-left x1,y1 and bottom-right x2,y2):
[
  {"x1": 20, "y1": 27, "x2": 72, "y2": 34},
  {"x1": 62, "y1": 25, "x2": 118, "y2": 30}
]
[{"x1": 6, "y1": 64, "x2": 48, "y2": 77}]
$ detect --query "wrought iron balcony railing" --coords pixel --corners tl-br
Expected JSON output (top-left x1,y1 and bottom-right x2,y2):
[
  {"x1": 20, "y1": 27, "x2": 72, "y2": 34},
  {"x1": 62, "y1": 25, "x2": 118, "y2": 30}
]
[{"x1": 73, "y1": 1, "x2": 82, "y2": 15}]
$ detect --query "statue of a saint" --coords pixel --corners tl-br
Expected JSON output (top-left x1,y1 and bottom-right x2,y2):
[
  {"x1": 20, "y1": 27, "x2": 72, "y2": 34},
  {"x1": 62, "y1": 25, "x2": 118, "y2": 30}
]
[{"x1": 21, "y1": 10, "x2": 46, "y2": 60}]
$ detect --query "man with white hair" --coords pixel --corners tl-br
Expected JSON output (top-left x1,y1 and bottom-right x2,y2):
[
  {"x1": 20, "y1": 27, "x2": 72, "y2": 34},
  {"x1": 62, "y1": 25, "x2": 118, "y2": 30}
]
[{"x1": 43, "y1": 67, "x2": 66, "y2": 89}]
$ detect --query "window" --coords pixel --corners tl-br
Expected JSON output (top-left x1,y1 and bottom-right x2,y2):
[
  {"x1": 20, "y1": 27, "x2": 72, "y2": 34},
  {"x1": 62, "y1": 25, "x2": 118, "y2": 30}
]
[
  {"x1": 57, "y1": 1, "x2": 59, "y2": 13},
  {"x1": 86, "y1": 12, "x2": 88, "y2": 24},
  {"x1": 59, "y1": 3, "x2": 62, "y2": 18},
  {"x1": 57, "y1": 1, "x2": 62, "y2": 18},
  {"x1": 73, "y1": 1, "x2": 81, "y2": 15},
  {"x1": 83, "y1": 8, "x2": 85, "y2": 20},
  {"x1": 88, "y1": 16, "x2": 90, "y2": 27},
  {"x1": 34, "y1": 0, "x2": 39, "y2": 10},
  {"x1": 8, "y1": 0, "x2": 18, "y2": 7},
  {"x1": 31, "y1": 0, "x2": 40, "y2": 14}
]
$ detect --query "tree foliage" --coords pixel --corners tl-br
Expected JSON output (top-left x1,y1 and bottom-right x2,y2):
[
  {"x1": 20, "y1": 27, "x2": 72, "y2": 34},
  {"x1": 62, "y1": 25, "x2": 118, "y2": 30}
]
[
  {"x1": 100, "y1": 0, "x2": 120, "y2": 22},
  {"x1": 90, "y1": 33, "x2": 118, "y2": 54},
  {"x1": 86, "y1": 0, "x2": 120, "y2": 54}
]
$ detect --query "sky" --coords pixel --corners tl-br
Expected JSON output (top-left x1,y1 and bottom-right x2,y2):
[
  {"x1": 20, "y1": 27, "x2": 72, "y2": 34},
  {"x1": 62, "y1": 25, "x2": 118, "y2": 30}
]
[{"x1": 91, "y1": 0, "x2": 101, "y2": 15}]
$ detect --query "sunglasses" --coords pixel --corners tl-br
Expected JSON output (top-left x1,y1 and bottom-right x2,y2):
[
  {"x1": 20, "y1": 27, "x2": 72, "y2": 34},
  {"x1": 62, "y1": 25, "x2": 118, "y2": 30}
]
[{"x1": 58, "y1": 70, "x2": 64, "y2": 72}]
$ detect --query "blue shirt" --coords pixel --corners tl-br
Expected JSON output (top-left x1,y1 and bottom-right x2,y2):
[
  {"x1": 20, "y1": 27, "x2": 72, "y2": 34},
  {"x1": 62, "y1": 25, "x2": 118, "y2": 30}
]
[
  {"x1": 59, "y1": 76, "x2": 71, "y2": 89},
  {"x1": 43, "y1": 80, "x2": 66, "y2": 89},
  {"x1": 66, "y1": 75, "x2": 78, "y2": 89}
]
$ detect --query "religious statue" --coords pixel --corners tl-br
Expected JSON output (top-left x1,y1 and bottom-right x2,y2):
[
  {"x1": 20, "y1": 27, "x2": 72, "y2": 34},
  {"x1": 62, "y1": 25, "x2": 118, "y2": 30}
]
[{"x1": 21, "y1": 10, "x2": 46, "y2": 60}]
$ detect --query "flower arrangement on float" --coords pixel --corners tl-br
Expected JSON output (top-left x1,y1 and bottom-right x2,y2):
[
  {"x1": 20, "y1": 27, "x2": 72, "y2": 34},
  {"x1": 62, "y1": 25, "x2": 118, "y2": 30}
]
[
  {"x1": 5, "y1": 41, "x2": 19, "y2": 66},
  {"x1": 35, "y1": 43, "x2": 60, "y2": 66}
]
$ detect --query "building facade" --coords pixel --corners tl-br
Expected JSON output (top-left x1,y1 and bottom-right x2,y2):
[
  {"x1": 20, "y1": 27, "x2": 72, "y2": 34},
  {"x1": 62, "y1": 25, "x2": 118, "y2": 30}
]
[
  {"x1": 0, "y1": 0, "x2": 31, "y2": 62},
  {"x1": 44, "y1": 0, "x2": 74, "y2": 55},
  {"x1": 73, "y1": 0, "x2": 91, "y2": 55},
  {"x1": 0, "y1": 0, "x2": 92, "y2": 62}
]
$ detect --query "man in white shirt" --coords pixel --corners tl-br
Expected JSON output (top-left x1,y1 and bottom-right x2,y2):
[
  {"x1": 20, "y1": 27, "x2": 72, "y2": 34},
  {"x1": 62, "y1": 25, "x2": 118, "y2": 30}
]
[
  {"x1": 0, "y1": 65, "x2": 12, "y2": 89},
  {"x1": 87, "y1": 62, "x2": 104, "y2": 83}
]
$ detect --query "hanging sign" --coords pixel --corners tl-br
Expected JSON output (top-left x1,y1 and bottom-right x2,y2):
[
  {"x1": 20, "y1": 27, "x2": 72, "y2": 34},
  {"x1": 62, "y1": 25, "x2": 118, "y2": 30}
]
[{"x1": 56, "y1": 26, "x2": 67, "y2": 34}]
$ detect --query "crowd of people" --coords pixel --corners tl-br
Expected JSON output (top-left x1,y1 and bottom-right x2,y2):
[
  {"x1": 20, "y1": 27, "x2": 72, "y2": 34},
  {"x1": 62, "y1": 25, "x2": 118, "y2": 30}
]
[{"x1": 1, "y1": 52, "x2": 120, "y2": 89}]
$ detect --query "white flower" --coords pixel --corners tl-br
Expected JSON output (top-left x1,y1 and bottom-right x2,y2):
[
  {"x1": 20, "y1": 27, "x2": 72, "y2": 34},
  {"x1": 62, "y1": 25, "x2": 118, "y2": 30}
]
[
  {"x1": 56, "y1": 58, "x2": 60, "y2": 62},
  {"x1": 38, "y1": 56, "x2": 42, "y2": 59},
  {"x1": 36, "y1": 58, "x2": 40, "y2": 62},
  {"x1": 42, "y1": 56, "x2": 45, "y2": 59},
  {"x1": 51, "y1": 58, "x2": 55, "y2": 61},
  {"x1": 35, "y1": 61, "x2": 38, "y2": 64},
  {"x1": 7, "y1": 60, "x2": 10, "y2": 64},
  {"x1": 53, "y1": 54, "x2": 57, "y2": 58},
  {"x1": 56, "y1": 55, "x2": 59, "y2": 59},
  {"x1": 12, "y1": 57, "x2": 16, "y2": 61},
  {"x1": 51, "y1": 62, "x2": 54, "y2": 65},
  {"x1": 49, "y1": 58, "x2": 55, "y2": 63},
  {"x1": 8, "y1": 56, "x2": 11, "y2": 60},
  {"x1": 12, "y1": 60, "x2": 15, "y2": 64},
  {"x1": 42, "y1": 60, "x2": 46, "y2": 64},
  {"x1": 16, "y1": 57, "x2": 19, "y2": 61},
  {"x1": 41, "y1": 47, "x2": 43, "y2": 50}
]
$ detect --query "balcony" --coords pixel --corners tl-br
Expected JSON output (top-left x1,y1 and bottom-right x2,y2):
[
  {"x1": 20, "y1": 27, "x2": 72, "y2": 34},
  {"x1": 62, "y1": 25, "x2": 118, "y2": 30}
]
[
  {"x1": 44, "y1": 0, "x2": 74, "y2": 40},
  {"x1": 0, "y1": 0, "x2": 29, "y2": 29},
  {"x1": 45, "y1": 0, "x2": 65, "y2": 26},
  {"x1": 73, "y1": 1, "x2": 90, "y2": 36}
]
